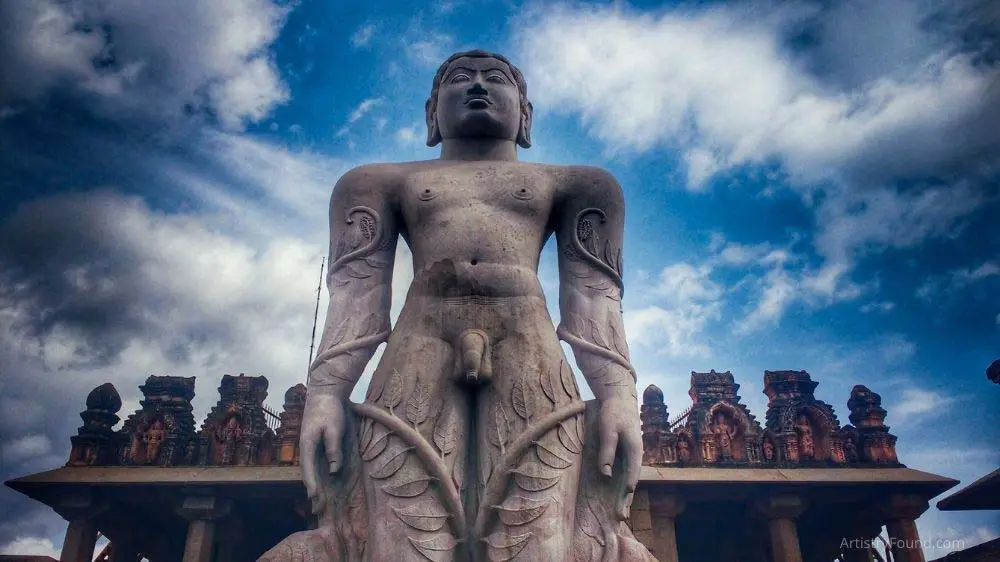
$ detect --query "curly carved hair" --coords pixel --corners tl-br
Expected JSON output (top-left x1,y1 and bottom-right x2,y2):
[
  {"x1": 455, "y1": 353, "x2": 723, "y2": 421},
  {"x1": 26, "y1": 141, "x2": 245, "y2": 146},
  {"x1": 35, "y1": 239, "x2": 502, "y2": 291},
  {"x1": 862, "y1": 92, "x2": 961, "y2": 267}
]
[{"x1": 425, "y1": 49, "x2": 533, "y2": 148}]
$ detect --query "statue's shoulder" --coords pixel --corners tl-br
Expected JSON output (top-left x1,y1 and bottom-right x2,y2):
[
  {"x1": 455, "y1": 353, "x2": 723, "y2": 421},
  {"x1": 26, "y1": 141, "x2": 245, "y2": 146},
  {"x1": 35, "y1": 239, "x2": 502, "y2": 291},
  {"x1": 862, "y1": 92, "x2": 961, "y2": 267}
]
[
  {"x1": 334, "y1": 160, "x2": 442, "y2": 197},
  {"x1": 553, "y1": 164, "x2": 624, "y2": 206}
]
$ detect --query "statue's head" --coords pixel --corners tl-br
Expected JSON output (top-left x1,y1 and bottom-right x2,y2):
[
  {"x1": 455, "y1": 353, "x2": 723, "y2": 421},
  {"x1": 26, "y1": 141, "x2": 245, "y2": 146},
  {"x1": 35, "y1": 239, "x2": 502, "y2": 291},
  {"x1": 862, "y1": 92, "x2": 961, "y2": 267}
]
[{"x1": 425, "y1": 49, "x2": 533, "y2": 148}]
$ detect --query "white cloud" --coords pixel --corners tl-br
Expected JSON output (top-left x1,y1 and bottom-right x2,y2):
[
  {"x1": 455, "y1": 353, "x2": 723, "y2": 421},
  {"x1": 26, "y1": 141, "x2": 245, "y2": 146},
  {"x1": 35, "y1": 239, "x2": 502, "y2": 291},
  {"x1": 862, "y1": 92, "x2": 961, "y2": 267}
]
[
  {"x1": 517, "y1": 4, "x2": 1000, "y2": 189},
  {"x1": 891, "y1": 388, "x2": 959, "y2": 424},
  {"x1": 405, "y1": 34, "x2": 454, "y2": 67},
  {"x1": 351, "y1": 23, "x2": 376, "y2": 48},
  {"x1": 736, "y1": 266, "x2": 798, "y2": 333},
  {"x1": 625, "y1": 262, "x2": 722, "y2": 357},
  {"x1": 860, "y1": 301, "x2": 896, "y2": 313},
  {"x1": 0, "y1": 536, "x2": 60, "y2": 557},
  {"x1": 395, "y1": 124, "x2": 422, "y2": 144},
  {"x1": 1, "y1": 435, "x2": 53, "y2": 466},
  {"x1": 0, "y1": 0, "x2": 292, "y2": 130},
  {"x1": 348, "y1": 98, "x2": 383, "y2": 124}
]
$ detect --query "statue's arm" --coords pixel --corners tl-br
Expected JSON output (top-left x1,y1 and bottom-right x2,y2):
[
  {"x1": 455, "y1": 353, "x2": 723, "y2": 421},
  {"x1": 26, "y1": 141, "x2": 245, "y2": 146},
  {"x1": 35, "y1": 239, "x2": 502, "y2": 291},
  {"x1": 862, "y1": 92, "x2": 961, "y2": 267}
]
[
  {"x1": 307, "y1": 165, "x2": 399, "y2": 399},
  {"x1": 556, "y1": 167, "x2": 641, "y2": 511},
  {"x1": 555, "y1": 167, "x2": 635, "y2": 402}
]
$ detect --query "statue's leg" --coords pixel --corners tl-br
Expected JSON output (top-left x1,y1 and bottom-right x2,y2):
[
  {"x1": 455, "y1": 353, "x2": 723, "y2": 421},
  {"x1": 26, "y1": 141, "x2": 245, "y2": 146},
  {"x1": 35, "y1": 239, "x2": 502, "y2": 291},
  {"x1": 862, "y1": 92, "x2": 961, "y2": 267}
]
[
  {"x1": 474, "y1": 311, "x2": 584, "y2": 562},
  {"x1": 356, "y1": 330, "x2": 472, "y2": 562}
]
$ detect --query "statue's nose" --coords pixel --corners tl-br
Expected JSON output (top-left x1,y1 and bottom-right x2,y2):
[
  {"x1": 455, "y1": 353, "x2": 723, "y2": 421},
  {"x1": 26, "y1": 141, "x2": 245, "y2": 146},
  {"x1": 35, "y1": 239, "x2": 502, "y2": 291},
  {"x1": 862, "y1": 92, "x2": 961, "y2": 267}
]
[{"x1": 467, "y1": 82, "x2": 488, "y2": 96}]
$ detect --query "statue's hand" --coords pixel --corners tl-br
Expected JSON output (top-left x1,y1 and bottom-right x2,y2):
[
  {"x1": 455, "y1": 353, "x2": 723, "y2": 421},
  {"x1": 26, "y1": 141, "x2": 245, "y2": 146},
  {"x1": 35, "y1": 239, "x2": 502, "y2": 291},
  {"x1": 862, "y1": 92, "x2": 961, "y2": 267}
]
[
  {"x1": 300, "y1": 391, "x2": 346, "y2": 516},
  {"x1": 597, "y1": 393, "x2": 642, "y2": 519}
]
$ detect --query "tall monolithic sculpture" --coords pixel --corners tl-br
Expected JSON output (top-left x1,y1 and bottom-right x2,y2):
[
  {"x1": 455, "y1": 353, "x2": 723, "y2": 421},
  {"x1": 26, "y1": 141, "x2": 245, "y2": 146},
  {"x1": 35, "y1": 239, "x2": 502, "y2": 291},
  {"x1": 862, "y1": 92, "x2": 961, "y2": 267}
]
[{"x1": 262, "y1": 50, "x2": 656, "y2": 562}]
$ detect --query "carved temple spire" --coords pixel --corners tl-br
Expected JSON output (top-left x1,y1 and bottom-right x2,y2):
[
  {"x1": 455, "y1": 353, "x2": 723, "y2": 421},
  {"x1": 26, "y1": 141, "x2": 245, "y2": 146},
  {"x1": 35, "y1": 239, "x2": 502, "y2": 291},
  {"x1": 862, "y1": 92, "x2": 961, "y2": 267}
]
[
  {"x1": 847, "y1": 385, "x2": 901, "y2": 466},
  {"x1": 68, "y1": 383, "x2": 122, "y2": 466}
]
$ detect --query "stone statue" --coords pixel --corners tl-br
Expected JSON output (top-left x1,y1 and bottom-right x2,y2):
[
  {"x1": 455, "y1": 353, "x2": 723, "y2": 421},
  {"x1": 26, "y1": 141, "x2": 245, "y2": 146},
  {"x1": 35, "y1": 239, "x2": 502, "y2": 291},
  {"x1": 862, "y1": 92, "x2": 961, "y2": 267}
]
[
  {"x1": 216, "y1": 414, "x2": 244, "y2": 465},
  {"x1": 261, "y1": 50, "x2": 653, "y2": 561},
  {"x1": 676, "y1": 439, "x2": 691, "y2": 463},
  {"x1": 711, "y1": 412, "x2": 736, "y2": 461},
  {"x1": 795, "y1": 414, "x2": 814, "y2": 460},
  {"x1": 145, "y1": 419, "x2": 165, "y2": 464},
  {"x1": 762, "y1": 438, "x2": 775, "y2": 462}
]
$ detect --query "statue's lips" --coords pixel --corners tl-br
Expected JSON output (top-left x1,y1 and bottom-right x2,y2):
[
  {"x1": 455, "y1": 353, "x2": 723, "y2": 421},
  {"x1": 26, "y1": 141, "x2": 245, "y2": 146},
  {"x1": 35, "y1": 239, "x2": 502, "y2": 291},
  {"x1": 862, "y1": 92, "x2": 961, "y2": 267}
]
[{"x1": 464, "y1": 97, "x2": 491, "y2": 109}]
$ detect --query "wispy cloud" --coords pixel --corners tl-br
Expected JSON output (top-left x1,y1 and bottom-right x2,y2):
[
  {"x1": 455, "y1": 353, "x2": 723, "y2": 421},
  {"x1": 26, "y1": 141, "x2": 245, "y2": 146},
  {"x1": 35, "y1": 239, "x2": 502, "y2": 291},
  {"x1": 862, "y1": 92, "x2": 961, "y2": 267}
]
[{"x1": 351, "y1": 23, "x2": 376, "y2": 48}]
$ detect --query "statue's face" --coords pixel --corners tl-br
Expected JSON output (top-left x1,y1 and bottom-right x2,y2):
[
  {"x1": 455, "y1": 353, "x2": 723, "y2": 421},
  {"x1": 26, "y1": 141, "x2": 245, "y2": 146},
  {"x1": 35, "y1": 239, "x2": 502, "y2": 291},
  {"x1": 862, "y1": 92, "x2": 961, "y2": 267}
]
[{"x1": 435, "y1": 56, "x2": 521, "y2": 142}]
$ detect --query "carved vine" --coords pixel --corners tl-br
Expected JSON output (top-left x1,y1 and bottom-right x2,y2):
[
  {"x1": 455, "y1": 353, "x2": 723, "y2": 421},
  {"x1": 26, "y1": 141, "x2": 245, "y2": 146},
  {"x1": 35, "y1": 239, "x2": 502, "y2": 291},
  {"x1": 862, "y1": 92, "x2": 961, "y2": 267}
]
[{"x1": 563, "y1": 208, "x2": 624, "y2": 295}]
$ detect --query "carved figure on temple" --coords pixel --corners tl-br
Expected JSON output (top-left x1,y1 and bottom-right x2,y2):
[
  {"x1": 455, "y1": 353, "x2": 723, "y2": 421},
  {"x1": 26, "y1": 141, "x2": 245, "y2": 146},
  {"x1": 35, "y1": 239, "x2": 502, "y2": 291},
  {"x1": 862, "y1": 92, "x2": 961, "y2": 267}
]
[
  {"x1": 145, "y1": 419, "x2": 166, "y2": 464},
  {"x1": 128, "y1": 422, "x2": 147, "y2": 464},
  {"x1": 262, "y1": 50, "x2": 652, "y2": 562},
  {"x1": 712, "y1": 411, "x2": 737, "y2": 461},
  {"x1": 795, "y1": 414, "x2": 814, "y2": 460},
  {"x1": 215, "y1": 414, "x2": 245, "y2": 465},
  {"x1": 677, "y1": 438, "x2": 692, "y2": 463},
  {"x1": 762, "y1": 438, "x2": 775, "y2": 462},
  {"x1": 844, "y1": 437, "x2": 858, "y2": 463}
]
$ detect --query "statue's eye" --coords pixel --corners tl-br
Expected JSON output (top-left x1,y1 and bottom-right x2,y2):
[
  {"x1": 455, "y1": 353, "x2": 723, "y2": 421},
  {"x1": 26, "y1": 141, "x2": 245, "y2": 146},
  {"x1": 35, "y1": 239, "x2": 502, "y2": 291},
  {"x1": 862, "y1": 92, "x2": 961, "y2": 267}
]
[
  {"x1": 450, "y1": 73, "x2": 470, "y2": 83},
  {"x1": 487, "y1": 74, "x2": 506, "y2": 83}
]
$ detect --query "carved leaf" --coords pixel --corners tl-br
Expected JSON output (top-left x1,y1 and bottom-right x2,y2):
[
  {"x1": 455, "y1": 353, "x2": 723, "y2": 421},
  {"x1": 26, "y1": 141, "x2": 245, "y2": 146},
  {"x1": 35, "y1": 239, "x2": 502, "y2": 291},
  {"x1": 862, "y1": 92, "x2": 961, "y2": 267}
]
[
  {"x1": 364, "y1": 256, "x2": 390, "y2": 269},
  {"x1": 328, "y1": 317, "x2": 351, "y2": 348},
  {"x1": 359, "y1": 418, "x2": 374, "y2": 452},
  {"x1": 383, "y1": 369, "x2": 403, "y2": 412},
  {"x1": 369, "y1": 447, "x2": 410, "y2": 479},
  {"x1": 493, "y1": 495, "x2": 549, "y2": 526},
  {"x1": 511, "y1": 464, "x2": 562, "y2": 492},
  {"x1": 589, "y1": 319, "x2": 610, "y2": 351},
  {"x1": 511, "y1": 378, "x2": 534, "y2": 421},
  {"x1": 433, "y1": 407, "x2": 457, "y2": 457},
  {"x1": 574, "y1": 413, "x2": 586, "y2": 445},
  {"x1": 577, "y1": 502, "x2": 606, "y2": 546},
  {"x1": 480, "y1": 448, "x2": 494, "y2": 490},
  {"x1": 558, "y1": 419, "x2": 583, "y2": 454},
  {"x1": 452, "y1": 454, "x2": 465, "y2": 492},
  {"x1": 566, "y1": 312, "x2": 586, "y2": 337},
  {"x1": 357, "y1": 313, "x2": 379, "y2": 337},
  {"x1": 392, "y1": 500, "x2": 450, "y2": 532},
  {"x1": 609, "y1": 324, "x2": 628, "y2": 359},
  {"x1": 560, "y1": 362, "x2": 578, "y2": 400},
  {"x1": 485, "y1": 531, "x2": 532, "y2": 562},
  {"x1": 365, "y1": 374, "x2": 386, "y2": 404},
  {"x1": 488, "y1": 401, "x2": 511, "y2": 451},
  {"x1": 535, "y1": 441, "x2": 573, "y2": 469},
  {"x1": 540, "y1": 367, "x2": 557, "y2": 406},
  {"x1": 574, "y1": 535, "x2": 597, "y2": 562},
  {"x1": 382, "y1": 477, "x2": 434, "y2": 498},
  {"x1": 408, "y1": 535, "x2": 458, "y2": 562},
  {"x1": 359, "y1": 214, "x2": 376, "y2": 240},
  {"x1": 406, "y1": 378, "x2": 431, "y2": 427},
  {"x1": 345, "y1": 264, "x2": 372, "y2": 279},
  {"x1": 360, "y1": 424, "x2": 391, "y2": 462}
]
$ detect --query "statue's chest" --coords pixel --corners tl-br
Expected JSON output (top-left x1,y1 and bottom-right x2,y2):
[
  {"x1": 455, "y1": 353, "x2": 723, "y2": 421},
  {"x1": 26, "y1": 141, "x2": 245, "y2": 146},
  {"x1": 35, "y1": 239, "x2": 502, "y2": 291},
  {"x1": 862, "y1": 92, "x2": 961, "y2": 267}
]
[{"x1": 401, "y1": 166, "x2": 554, "y2": 223}]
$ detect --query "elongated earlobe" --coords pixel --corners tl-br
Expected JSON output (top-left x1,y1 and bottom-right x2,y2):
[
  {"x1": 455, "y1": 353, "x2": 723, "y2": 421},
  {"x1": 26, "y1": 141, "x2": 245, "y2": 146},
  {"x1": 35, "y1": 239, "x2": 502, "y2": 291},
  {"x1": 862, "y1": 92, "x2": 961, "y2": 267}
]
[
  {"x1": 425, "y1": 98, "x2": 442, "y2": 147},
  {"x1": 516, "y1": 101, "x2": 533, "y2": 149}
]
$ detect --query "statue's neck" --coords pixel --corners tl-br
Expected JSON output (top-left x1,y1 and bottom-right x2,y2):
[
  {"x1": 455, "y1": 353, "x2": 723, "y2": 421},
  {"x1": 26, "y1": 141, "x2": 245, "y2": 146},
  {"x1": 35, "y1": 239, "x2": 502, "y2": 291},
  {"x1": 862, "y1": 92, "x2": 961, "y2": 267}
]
[{"x1": 439, "y1": 138, "x2": 518, "y2": 162}]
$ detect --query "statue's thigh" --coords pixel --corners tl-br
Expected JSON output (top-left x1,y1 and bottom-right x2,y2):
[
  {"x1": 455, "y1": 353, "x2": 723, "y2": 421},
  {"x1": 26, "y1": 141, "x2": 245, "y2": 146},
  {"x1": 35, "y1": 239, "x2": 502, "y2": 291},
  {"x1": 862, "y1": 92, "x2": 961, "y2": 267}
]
[
  {"x1": 475, "y1": 331, "x2": 585, "y2": 561},
  {"x1": 359, "y1": 334, "x2": 472, "y2": 561}
]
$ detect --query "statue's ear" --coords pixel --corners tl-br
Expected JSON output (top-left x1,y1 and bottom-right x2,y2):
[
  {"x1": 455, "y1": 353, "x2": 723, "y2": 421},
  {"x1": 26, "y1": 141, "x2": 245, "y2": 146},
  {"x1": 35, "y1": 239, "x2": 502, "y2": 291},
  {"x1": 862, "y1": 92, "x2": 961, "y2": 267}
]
[
  {"x1": 516, "y1": 100, "x2": 533, "y2": 149},
  {"x1": 425, "y1": 98, "x2": 442, "y2": 147}
]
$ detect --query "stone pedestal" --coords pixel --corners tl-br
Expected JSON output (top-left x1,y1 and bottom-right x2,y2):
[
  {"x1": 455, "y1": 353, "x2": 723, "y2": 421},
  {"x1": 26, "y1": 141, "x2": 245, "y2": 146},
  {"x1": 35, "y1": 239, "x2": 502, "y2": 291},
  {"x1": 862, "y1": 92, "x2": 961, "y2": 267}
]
[
  {"x1": 883, "y1": 495, "x2": 929, "y2": 562},
  {"x1": 755, "y1": 495, "x2": 805, "y2": 562},
  {"x1": 175, "y1": 495, "x2": 231, "y2": 562},
  {"x1": 629, "y1": 489, "x2": 655, "y2": 551},
  {"x1": 649, "y1": 494, "x2": 685, "y2": 562}
]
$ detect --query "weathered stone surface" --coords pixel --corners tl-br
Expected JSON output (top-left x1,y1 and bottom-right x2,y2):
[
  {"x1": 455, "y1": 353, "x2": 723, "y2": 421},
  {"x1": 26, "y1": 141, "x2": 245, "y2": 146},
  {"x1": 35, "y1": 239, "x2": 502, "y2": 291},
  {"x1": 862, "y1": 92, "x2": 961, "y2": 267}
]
[{"x1": 260, "y1": 49, "x2": 652, "y2": 561}]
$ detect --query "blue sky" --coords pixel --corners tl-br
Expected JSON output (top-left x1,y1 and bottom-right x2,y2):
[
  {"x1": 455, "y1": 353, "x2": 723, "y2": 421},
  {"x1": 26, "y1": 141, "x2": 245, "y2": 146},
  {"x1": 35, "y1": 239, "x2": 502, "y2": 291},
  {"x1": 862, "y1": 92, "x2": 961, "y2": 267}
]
[{"x1": 0, "y1": 0, "x2": 998, "y2": 558}]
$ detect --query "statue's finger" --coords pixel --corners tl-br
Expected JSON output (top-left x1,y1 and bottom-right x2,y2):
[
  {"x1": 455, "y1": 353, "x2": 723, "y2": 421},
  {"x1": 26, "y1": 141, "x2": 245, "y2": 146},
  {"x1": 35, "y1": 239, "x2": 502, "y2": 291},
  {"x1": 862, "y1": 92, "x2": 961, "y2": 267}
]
[
  {"x1": 323, "y1": 423, "x2": 342, "y2": 474},
  {"x1": 623, "y1": 431, "x2": 642, "y2": 493},
  {"x1": 598, "y1": 427, "x2": 619, "y2": 477},
  {"x1": 300, "y1": 430, "x2": 319, "y2": 496}
]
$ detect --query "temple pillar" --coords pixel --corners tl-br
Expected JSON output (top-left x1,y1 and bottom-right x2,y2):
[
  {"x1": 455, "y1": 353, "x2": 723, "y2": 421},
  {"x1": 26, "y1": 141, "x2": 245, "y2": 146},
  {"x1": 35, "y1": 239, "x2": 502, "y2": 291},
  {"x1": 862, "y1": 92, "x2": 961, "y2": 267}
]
[
  {"x1": 629, "y1": 489, "x2": 655, "y2": 552},
  {"x1": 54, "y1": 490, "x2": 107, "y2": 562},
  {"x1": 883, "y1": 495, "x2": 929, "y2": 562},
  {"x1": 755, "y1": 495, "x2": 806, "y2": 562},
  {"x1": 649, "y1": 494, "x2": 685, "y2": 562},
  {"x1": 175, "y1": 495, "x2": 231, "y2": 562}
]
